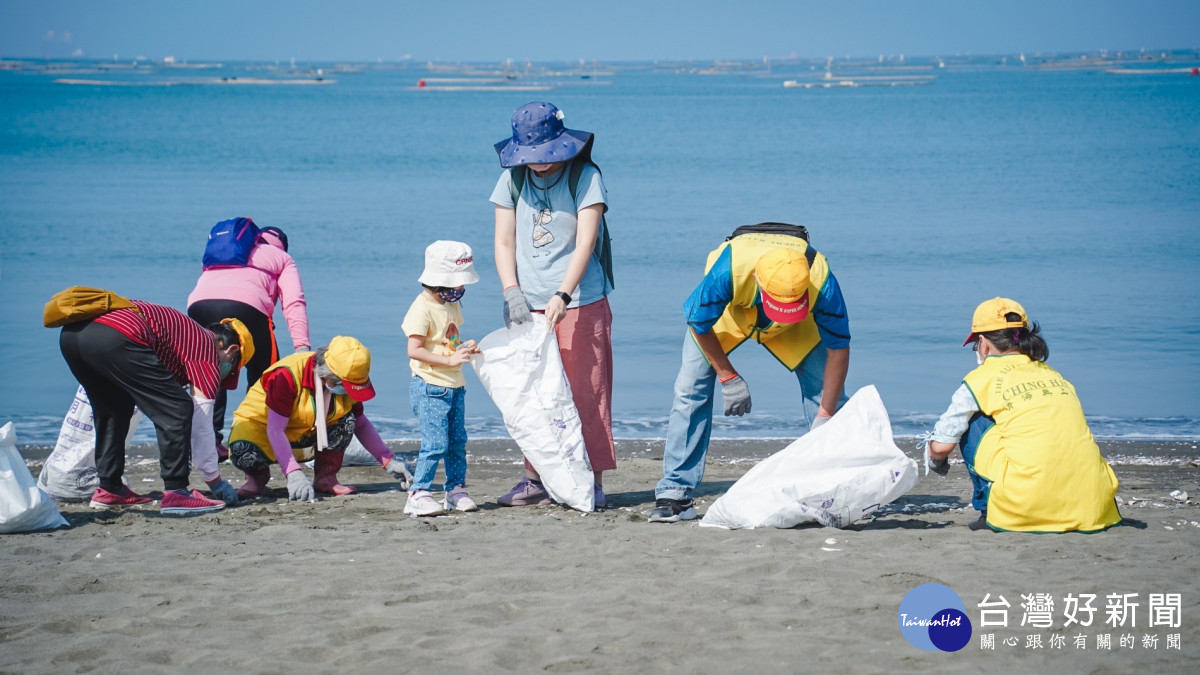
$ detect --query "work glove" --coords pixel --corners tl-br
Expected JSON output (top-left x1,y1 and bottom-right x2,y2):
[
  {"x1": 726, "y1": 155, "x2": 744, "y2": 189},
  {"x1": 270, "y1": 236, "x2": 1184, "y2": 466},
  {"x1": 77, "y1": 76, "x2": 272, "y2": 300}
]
[
  {"x1": 721, "y1": 374, "x2": 752, "y2": 417},
  {"x1": 503, "y1": 286, "x2": 533, "y2": 327},
  {"x1": 286, "y1": 470, "x2": 316, "y2": 501},
  {"x1": 918, "y1": 434, "x2": 950, "y2": 477},
  {"x1": 384, "y1": 457, "x2": 414, "y2": 490},
  {"x1": 925, "y1": 448, "x2": 950, "y2": 477},
  {"x1": 810, "y1": 414, "x2": 832, "y2": 431},
  {"x1": 206, "y1": 477, "x2": 239, "y2": 506}
]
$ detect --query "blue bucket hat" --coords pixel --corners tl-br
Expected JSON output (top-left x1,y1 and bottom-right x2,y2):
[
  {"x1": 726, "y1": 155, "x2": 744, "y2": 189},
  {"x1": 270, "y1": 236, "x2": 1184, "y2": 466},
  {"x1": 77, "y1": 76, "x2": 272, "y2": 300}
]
[{"x1": 494, "y1": 102, "x2": 593, "y2": 168}]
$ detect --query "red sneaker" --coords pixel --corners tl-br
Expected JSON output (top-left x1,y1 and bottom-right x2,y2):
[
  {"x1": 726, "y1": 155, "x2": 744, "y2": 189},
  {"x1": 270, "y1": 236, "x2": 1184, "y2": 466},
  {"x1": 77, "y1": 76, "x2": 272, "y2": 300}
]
[
  {"x1": 89, "y1": 486, "x2": 153, "y2": 509},
  {"x1": 160, "y1": 489, "x2": 225, "y2": 515}
]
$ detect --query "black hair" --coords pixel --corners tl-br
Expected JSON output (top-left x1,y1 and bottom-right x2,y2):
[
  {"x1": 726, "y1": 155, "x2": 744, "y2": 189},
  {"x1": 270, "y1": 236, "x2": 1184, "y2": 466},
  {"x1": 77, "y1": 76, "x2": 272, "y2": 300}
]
[
  {"x1": 208, "y1": 321, "x2": 241, "y2": 351},
  {"x1": 978, "y1": 313, "x2": 1049, "y2": 362},
  {"x1": 422, "y1": 284, "x2": 454, "y2": 293},
  {"x1": 261, "y1": 226, "x2": 289, "y2": 252}
]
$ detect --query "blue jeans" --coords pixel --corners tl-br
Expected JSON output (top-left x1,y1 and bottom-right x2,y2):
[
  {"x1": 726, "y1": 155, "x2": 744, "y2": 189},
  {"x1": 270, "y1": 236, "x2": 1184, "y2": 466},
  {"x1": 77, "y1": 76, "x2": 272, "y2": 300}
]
[
  {"x1": 655, "y1": 331, "x2": 847, "y2": 500},
  {"x1": 959, "y1": 412, "x2": 995, "y2": 512},
  {"x1": 410, "y1": 375, "x2": 467, "y2": 492}
]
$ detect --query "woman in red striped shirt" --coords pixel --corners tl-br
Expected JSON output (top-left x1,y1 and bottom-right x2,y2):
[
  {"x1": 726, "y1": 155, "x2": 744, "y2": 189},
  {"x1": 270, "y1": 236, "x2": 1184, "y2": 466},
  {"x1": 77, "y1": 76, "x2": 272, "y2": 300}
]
[{"x1": 58, "y1": 300, "x2": 252, "y2": 514}]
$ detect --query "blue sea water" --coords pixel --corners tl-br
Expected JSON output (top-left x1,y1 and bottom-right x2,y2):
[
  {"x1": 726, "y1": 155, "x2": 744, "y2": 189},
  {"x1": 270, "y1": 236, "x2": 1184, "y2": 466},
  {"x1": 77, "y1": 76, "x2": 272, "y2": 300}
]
[{"x1": 2, "y1": 57, "x2": 1199, "y2": 445}]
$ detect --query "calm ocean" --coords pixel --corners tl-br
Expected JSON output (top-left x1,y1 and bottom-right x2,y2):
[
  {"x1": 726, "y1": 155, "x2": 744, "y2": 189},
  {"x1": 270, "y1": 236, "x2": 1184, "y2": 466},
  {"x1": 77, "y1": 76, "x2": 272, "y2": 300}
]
[{"x1": 2, "y1": 56, "x2": 1198, "y2": 445}]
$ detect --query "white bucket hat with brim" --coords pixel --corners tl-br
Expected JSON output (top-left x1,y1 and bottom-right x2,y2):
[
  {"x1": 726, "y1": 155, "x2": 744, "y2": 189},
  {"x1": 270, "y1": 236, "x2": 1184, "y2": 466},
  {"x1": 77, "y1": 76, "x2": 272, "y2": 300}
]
[{"x1": 418, "y1": 240, "x2": 480, "y2": 287}]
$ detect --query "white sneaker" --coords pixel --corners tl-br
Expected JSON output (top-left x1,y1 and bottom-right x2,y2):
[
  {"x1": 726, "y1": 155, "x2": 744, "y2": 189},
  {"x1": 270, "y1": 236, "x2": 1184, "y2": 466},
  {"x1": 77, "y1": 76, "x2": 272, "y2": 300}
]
[
  {"x1": 443, "y1": 485, "x2": 478, "y2": 512},
  {"x1": 404, "y1": 490, "x2": 445, "y2": 517}
]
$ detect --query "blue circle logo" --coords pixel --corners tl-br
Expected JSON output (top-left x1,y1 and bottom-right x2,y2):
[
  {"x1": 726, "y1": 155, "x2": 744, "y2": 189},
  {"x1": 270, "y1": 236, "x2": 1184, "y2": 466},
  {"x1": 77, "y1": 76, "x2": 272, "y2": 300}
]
[{"x1": 898, "y1": 583, "x2": 972, "y2": 652}]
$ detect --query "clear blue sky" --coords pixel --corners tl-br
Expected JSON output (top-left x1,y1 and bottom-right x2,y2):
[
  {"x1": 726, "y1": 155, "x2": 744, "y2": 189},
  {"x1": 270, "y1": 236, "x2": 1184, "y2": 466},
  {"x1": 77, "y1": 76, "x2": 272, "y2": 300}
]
[{"x1": 2, "y1": 0, "x2": 1197, "y2": 63}]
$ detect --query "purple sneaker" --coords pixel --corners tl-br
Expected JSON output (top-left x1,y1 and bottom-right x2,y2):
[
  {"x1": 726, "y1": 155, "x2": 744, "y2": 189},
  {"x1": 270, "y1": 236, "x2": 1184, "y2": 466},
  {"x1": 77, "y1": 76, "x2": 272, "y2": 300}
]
[
  {"x1": 497, "y1": 477, "x2": 550, "y2": 506},
  {"x1": 594, "y1": 483, "x2": 607, "y2": 512}
]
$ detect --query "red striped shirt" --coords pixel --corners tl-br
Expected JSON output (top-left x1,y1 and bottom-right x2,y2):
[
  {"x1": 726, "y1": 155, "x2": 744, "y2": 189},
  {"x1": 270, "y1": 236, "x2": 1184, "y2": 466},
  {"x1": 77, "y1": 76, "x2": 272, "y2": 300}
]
[{"x1": 94, "y1": 300, "x2": 222, "y2": 399}]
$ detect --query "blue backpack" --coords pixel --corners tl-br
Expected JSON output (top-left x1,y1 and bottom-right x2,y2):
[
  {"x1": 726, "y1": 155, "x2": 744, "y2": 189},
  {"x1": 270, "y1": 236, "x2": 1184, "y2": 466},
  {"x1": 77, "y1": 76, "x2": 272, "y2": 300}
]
[{"x1": 202, "y1": 217, "x2": 260, "y2": 269}]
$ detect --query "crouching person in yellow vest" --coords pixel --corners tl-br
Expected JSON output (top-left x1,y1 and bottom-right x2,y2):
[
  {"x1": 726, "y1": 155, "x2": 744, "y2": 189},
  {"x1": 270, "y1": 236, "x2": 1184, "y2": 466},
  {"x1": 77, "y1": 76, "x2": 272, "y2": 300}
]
[
  {"x1": 228, "y1": 336, "x2": 414, "y2": 500},
  {"x1": 925, "y1": 298, "x2": 1122, "y2": 533},
  {"x1": 650, "y1": 224, "x2": 851, "y2": 523}
]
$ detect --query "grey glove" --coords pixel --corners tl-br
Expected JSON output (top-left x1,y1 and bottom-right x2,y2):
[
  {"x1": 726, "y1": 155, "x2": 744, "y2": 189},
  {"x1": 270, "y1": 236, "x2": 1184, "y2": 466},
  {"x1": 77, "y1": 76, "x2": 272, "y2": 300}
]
[
  {"x1": 286, "y1": 470, "x2": 315, "y2": 501},
  {"x1": 925, "y1": 447, "x2": 951, "y2": 476},
  {"x1": 721, "y1": 374, "x2": 752, "y2": 416},
  {"x1": 384, "y1": 457, "x2": 414, "y2": 490},
  {"x1": 503, "y1": 286, "x2": 533, "y2": 327},
  {"x1": 206, "y1": 478, "x2": 239, "y2": 506},
  {"x1": 810, "y1": 414, "x2": 832, "y2": 431}
]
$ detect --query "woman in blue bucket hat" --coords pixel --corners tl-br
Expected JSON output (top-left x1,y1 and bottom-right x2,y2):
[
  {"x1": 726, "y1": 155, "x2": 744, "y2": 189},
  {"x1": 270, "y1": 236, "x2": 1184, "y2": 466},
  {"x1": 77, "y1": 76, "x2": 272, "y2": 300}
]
[{"x1": 489, "y1": 101, "x2": 616, "y2": 510}]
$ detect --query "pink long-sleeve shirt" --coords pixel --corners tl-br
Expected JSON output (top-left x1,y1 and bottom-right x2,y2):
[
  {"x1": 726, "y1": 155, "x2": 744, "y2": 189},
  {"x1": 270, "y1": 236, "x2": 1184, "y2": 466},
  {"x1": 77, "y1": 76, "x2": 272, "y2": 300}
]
[{"x1": 187, "y1": 242, "x2": 311, "y2": 351}]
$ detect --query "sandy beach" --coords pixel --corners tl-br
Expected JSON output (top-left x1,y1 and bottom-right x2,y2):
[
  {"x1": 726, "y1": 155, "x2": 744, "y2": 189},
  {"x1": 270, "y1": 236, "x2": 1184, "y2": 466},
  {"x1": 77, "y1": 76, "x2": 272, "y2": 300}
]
[{"x1": 2, "y1": 438, "x2": 1198, "y2": 673}]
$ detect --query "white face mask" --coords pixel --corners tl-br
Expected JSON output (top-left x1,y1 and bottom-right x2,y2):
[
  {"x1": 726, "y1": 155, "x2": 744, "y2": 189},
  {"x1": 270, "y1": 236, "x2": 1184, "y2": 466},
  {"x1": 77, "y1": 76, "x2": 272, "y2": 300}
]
[{"x1": 976, "y1": 351, "x2": 984, "y2": 366}]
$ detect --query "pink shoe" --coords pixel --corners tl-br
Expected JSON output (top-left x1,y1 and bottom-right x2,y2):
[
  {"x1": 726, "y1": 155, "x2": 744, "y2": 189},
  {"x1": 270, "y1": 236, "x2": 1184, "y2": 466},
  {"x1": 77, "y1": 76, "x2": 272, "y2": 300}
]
[
  {"x1": 89, "y1": 486, "x2": 153, "y2": 509},
  {"x1": 497, "y1": 477, "x2": 550, "y2": 506},
  {"x1": 160, "y1": 489, "x2": 225, "y2": 515}
]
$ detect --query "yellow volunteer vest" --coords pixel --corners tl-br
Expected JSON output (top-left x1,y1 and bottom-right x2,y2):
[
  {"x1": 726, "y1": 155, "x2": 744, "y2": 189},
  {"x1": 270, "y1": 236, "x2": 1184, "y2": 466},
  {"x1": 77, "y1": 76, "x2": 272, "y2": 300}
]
[
  {"x1": 707, "y1": 233, "x2": 831, "y2": 370},
  {"x1": 230, "y1": 352, "x2": 357, "y2": 463},
  {"x1": 963, "y1": 354, "x2": 1121, "y2": 533}
]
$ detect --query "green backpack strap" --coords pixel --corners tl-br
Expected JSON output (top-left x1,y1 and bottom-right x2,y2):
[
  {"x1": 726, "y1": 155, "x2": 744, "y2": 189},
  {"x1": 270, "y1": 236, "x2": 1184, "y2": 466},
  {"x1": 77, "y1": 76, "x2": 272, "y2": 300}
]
[
  {"x1": 508, "y1": 165, "x2": 527, "y2": 205},
  {"x1": 568, "y1": 159, "x2": 616, "y2": 292}
]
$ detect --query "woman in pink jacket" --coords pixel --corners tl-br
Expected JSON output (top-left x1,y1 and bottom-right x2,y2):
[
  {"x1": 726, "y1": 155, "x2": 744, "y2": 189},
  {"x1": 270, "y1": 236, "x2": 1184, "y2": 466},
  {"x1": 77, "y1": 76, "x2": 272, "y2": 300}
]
[{"x1": 187, "y1": 225, "x2": 310, "y2": 456}]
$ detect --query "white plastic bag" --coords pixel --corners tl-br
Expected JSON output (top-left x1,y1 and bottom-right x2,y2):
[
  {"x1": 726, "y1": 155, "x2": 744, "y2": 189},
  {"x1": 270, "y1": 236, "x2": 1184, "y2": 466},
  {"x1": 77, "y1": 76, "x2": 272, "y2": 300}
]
[
  {"x1": 473, "y1": 322, "x2": 594, "y2": 511},
  {"x1": 700, "y1": 386, "x2": 918, "y2": 530},
  {"x1": 342, "y1": 436, "x2": 381, "y2": 466},
  {"x1": 1, "y1": 422, "x2": 69, "y2": 533},
  {"x1": 37, "y1": 386, "x2": 140, "y2": 502}
]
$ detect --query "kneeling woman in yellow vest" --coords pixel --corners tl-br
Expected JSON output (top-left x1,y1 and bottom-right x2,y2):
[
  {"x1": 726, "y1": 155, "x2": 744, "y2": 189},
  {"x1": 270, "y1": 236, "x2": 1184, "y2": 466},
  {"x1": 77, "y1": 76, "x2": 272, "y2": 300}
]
[
  {"x1": 228, "y1": 336, "x2": 414, "y2": 500},
  {"x1": 925, "y1": 298, "x2": 1121, "y2": 533}
]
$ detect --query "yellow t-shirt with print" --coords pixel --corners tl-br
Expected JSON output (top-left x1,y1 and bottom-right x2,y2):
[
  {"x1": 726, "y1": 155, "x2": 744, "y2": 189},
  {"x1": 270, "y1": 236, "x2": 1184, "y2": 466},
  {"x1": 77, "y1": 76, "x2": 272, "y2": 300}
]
[{"x1": 401, "y1": 293, "x2": 466, "y2": 388}]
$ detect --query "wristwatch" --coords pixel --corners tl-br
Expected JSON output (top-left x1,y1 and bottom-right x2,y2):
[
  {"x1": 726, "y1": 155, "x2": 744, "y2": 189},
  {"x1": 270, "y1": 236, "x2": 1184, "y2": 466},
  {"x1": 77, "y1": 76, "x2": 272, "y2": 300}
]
[{"x1": 554, "y1": 291, "x2": 572, "y2": 305}]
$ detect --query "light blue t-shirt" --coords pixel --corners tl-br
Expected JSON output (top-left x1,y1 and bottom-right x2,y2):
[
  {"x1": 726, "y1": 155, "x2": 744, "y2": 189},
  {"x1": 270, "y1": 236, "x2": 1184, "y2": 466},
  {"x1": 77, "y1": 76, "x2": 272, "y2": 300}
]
[{"x1": 489, "y1": 163, "x2": 608, "y2": 310}]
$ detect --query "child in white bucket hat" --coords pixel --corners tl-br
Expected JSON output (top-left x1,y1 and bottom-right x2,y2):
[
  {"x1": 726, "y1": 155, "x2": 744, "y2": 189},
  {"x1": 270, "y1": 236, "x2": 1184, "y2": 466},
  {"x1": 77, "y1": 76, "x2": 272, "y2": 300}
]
[{"x1": 400, "y1": 241, "x2": 482, "y2": 516}]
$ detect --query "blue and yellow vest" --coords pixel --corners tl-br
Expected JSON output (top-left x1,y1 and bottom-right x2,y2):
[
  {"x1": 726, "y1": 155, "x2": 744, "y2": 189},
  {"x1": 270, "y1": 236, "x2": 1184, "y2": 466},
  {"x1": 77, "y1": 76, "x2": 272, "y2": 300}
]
[
  {"x1": 964, "y1": 354, "x2": 1121, "y2": 533},
  {"x1": 707, "y1": 232, "x2": 830, "y2": 370}
]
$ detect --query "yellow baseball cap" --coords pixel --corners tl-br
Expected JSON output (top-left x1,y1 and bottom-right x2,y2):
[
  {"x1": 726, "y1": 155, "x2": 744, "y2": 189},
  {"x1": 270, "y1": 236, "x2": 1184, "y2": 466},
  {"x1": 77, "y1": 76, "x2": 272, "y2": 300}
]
[
  {"x1": 755, "y1": 248, "x2": 811, "y2": 324},
  {"x1": 964, "y1": 297, "x2": 1028, "y2": 346},
  {"x1": 325, "y1": 336, "x2": 375, "y2": 402},
  {"x1": 220, "y1": 317, "x2": 255, "y2": 369}
]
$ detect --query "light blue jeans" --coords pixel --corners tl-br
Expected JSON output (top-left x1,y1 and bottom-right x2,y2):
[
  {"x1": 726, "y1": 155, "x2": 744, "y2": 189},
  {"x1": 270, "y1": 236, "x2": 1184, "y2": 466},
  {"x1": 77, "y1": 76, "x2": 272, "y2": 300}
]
[
  {"x1": 656, "y1": 331, "x2": 846, "y2": 500},
  {"x1": 410, "y1": 375, "x2": 467, "y2": 492}
]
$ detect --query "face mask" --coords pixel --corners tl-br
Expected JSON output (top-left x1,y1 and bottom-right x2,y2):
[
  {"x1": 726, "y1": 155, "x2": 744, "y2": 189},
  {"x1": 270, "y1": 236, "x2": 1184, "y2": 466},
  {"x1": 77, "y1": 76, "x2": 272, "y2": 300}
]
[
  {"x1": 219, "y1": 361, "x2": 233, "y2": 379},
  {"x1": 976, "y1": 351, "x2": 984, "y2": 366},
  {"x1": 438, "y1": 288, "x2": 466, "y2": 303},
  {"x1": 329, "y1": 383, "x2": 347, "y2": 395}
]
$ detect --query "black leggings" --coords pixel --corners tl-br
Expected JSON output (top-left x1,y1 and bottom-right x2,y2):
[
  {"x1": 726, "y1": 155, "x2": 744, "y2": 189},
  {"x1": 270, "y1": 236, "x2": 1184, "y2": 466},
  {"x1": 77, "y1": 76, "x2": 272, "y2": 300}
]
[{"x1": 187, "y1": 299, "x2": 277, "y2": 440}]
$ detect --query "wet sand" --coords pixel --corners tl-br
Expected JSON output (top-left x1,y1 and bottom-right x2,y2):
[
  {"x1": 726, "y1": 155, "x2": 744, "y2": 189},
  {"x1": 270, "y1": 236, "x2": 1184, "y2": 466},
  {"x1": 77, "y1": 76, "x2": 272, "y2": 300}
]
[{"x1": 2, "y1": 438, "x2": 1198, "y2": 673}]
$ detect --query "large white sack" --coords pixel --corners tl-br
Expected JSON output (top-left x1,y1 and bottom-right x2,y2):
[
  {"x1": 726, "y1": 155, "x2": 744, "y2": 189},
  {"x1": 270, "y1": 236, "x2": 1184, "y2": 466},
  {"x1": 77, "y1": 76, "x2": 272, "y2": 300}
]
[
  {"x1": 342, "y1": 437, "x2": 380, "y2": 466},
  {"x1": 700, "y1": 385, "x2": 917, "y2": 530},
  {"x1": 38, "y1": 386, "x2": 141, "y2": 502},
  {"x1": 472, "y1": 322, "x2": 594, "y2": 511},
  {"x1": 1, "y1": 422, "x2": 69, "y2": 533}
]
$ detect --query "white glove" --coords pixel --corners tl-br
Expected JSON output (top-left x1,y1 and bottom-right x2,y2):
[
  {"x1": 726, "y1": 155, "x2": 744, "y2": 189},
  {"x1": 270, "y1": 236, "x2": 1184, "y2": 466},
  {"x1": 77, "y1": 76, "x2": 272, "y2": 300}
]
[
  {"x1": 384, "y1": 457, "x2": 414, "y2": 490},
  {"x1": 286, "y1": 470, "x2": 315, "y2": 501},
  {"x1": 811, "y1": 414, "x2": 832, "y2": 431}
]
